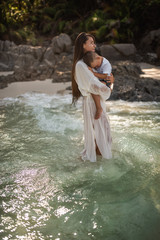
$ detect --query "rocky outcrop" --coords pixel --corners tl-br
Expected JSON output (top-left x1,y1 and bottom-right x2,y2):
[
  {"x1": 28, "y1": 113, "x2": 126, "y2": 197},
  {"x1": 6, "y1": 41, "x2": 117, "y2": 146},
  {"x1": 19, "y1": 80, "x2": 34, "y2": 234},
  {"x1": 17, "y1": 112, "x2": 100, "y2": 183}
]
[
  {"x1": 0, "y1": 34, "x2": 160, "y2": 102},
  {"x1": 0, "y1": 33, "x2": 72, "y2": 88},
  {"x1": 110, "y1": 61, "x2": 160, "y2": 101}
]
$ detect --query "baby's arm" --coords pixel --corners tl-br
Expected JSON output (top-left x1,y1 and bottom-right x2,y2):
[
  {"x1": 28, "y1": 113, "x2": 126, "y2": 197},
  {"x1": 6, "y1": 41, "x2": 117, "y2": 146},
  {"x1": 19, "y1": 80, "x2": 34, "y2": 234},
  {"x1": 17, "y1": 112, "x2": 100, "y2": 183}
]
[
  {"x1": 88, "y1": 66, "x2": 108, "y2": 80},
  {"x1": 93, "y1": 72, "x2": 109, "y2": 80}
]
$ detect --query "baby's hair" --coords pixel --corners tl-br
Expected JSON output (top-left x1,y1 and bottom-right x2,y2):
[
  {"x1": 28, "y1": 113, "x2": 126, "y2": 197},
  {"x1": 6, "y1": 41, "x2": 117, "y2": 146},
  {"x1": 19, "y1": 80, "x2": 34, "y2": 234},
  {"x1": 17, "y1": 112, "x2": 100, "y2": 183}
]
[{"x1": 83, "y1": 51, "x2": 97, "y2": 67}]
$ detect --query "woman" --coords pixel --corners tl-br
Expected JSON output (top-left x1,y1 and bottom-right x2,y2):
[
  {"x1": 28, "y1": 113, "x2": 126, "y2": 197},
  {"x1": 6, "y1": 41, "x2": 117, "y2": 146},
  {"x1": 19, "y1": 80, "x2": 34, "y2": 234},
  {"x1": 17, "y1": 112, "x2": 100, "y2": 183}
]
[{"x1": 72, "y1": 32, "x2": 114, "y2": 162}]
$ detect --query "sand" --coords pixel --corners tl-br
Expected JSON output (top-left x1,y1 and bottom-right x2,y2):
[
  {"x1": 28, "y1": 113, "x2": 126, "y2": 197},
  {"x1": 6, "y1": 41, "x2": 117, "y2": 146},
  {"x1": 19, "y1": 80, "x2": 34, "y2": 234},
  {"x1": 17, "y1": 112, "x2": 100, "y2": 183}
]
[
  {"x1": 139, "y1": 62, "x2": 160, "y2": 80},
  {"x1": 0, "y1": 78, "x2": 71, "y2": 99}
]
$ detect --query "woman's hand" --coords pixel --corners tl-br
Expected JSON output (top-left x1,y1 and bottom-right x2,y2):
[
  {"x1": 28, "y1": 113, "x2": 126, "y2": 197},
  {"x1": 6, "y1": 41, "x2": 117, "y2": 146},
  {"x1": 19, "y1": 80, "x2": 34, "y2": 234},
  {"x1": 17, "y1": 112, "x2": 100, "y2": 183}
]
[{"x1": 104, "y1": 73, "x2": 114, "y2": 84}]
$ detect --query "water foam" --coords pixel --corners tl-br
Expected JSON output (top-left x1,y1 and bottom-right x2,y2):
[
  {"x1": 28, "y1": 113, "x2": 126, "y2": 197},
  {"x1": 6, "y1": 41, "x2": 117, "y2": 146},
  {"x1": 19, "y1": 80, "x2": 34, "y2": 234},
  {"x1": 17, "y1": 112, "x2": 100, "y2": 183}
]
[{"x1": 5, "y1": 93, "x2": 83, "y2": 134}]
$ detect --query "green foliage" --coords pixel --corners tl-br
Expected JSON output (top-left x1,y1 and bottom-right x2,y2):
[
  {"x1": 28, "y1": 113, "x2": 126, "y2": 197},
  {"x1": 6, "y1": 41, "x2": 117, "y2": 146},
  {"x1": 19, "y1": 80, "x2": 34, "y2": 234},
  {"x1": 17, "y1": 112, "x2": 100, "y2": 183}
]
[
  {"x1": 42, "y1": 7, "x2": 56, "y2": 17},
  {"x1": 96, "y1": 25, "x2": 107, "y2": 40},
  {"x1": 9, "y1": 26, "x2": 37, "y2": 45},
  {"x1": 54, "y1": 9, "x2": 65, "y2": 20},
  {"x1": 85, "y1": 12, "x2": 106, "y2": 32},
  {"x1": 17, "y1": 29, "x2": 28, "y2": 39},
  {"x1": 42, "y1": 23, "x2": 52, "y2": 34},
  {"x1": 9, "y1": 30, "x2": 23, "y2": 43},
  {"x1": 0, "y1": 23, "x2": 7, "y2": 33},
  {"x1": 30, "y1": 15, "x2": 37, "y2": 22},
  {"x1": 58, "y1": 21, "x2": 66, "y2": 33},
  {"x1": 0, "y1": 0, "x2": 160, "y2": 44}
]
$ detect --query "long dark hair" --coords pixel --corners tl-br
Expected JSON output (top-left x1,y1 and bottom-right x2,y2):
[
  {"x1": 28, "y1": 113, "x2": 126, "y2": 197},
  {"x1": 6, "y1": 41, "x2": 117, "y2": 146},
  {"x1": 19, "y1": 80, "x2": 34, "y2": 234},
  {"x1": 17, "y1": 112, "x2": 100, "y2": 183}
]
[{"x1": 71, "y1": 32, "x2": 95, "y2": 103}]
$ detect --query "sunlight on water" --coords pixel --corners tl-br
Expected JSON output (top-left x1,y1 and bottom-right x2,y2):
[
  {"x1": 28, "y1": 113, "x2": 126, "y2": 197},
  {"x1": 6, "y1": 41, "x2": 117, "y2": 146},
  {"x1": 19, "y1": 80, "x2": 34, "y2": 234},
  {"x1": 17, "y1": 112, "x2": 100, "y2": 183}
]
[{"x1": 0, "y1": 93, "x2": 160, "y2": 240}]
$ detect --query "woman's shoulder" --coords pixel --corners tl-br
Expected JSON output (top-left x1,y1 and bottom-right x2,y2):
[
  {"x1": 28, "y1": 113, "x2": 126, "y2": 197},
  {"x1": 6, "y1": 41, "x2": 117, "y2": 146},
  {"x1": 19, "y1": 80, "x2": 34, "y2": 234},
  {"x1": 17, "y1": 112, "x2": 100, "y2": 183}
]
[
  {"x1": 76, "y1": 59, "x2": 87, "y2": 70},
  {"x1": 76, "y1": 59, "x2": 85, "y2": 66}
]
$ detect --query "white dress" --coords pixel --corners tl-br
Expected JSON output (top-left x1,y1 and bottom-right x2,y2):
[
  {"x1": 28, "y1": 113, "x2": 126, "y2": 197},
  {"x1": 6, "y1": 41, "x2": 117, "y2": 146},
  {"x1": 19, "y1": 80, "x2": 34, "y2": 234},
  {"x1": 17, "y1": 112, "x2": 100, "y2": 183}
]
[{"x1": 75, "y1": 60, "x2": 112, "y2": 162}]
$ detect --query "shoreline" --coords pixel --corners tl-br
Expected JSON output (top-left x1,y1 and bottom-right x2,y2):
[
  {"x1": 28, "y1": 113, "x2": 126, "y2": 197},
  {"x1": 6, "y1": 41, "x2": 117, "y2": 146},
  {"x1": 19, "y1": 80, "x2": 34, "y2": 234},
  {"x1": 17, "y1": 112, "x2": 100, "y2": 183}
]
[{"x1": 0, "y1": 62, "x2": 160, "y2": 100}]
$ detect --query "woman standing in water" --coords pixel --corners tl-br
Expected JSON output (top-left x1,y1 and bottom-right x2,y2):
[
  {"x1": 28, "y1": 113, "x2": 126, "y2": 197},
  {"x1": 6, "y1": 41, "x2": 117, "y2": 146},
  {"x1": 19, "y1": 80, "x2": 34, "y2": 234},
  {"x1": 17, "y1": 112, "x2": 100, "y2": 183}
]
[{"x1": 72, "y1": 32, "x2": 114, "y2": 162}]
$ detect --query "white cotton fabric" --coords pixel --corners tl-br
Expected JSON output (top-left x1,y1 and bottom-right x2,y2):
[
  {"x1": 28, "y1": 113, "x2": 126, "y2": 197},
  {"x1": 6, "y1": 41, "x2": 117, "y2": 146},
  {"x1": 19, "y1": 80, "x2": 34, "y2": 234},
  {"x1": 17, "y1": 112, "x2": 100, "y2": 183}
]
[{"x1": 75, "y1": 60, "x2": 112, "y2": 162}]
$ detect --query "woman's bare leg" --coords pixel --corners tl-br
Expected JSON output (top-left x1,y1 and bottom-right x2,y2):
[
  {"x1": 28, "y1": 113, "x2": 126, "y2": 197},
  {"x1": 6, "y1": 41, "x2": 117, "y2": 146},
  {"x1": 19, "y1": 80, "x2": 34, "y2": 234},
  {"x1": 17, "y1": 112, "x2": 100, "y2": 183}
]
[{"x1": 96, "y1": 143, "x2": 102, "y2": 155}]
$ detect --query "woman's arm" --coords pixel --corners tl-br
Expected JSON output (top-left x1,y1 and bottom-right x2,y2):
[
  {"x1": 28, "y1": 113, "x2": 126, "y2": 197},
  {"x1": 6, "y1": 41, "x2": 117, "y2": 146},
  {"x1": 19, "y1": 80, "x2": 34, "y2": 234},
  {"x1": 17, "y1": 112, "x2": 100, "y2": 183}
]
[
  {"x1": 76, "y1": 61, "x2": 111, "y2": 100},
  {"x1": 88, "y1": 66, "x2": 114, "y2": 84},
  {"x1": 93, "y1": 71, "x2": 109, "y2": 80}
]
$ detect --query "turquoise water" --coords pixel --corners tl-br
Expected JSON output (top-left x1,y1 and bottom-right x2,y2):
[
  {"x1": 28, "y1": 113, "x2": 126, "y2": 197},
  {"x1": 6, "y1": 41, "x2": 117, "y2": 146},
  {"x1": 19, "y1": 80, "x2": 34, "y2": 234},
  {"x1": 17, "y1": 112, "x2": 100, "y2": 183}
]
[{"x1": 0, "y1": 93, "x2": 160, "y2": 240}]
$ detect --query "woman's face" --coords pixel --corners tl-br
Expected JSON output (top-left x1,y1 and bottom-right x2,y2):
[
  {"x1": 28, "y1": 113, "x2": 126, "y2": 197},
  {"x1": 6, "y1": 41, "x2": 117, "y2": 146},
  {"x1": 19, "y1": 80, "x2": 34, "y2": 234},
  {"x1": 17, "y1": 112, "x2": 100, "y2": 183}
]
[{"x1": 83, "y1": 37, "x2": 96, "y2": 53}]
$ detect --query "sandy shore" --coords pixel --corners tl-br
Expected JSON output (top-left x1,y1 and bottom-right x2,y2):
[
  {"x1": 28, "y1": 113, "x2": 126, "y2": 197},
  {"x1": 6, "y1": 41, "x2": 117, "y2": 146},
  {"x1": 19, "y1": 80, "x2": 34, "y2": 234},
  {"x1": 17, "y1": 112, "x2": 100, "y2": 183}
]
[
  {"x1": 0, "y1": 79, "x2": 71, "y2": 99},
  {"x1": 0, "y1": 62, "x2": 160, "y2": 99},
  {"x1": 139, "y1": 62, "x2": 160, "y2": 80}
]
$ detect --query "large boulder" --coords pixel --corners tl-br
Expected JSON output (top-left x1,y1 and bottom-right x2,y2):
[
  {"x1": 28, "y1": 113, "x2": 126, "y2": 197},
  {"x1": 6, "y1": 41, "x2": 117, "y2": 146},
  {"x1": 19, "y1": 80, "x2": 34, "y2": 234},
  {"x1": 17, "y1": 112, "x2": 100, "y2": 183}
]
[
  {"x1": 140, "y1": 28, "x2": 160, "y2": 60},
  {"x1": 100, "y1": 44, "x2": 137, "y2": 60},
  {"x1": 51, "y1": 33, "x2": 72, "y2": 54},
  {"x1": 100, "y1": 45, "x2": 121, "y2": 60},
  {"x1": 141, "y1": 28, "x2": 160, "y2": 51},
  {"x1": 113, "y1": 44, "x2": 137, "y2": 56}
]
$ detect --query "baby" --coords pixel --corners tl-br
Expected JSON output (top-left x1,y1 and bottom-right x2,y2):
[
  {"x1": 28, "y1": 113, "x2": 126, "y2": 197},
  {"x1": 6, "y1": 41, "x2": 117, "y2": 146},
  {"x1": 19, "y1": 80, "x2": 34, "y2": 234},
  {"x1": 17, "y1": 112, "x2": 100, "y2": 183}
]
[{"x1": 83, "y1": 51, "x2": 114, "y2": 119}]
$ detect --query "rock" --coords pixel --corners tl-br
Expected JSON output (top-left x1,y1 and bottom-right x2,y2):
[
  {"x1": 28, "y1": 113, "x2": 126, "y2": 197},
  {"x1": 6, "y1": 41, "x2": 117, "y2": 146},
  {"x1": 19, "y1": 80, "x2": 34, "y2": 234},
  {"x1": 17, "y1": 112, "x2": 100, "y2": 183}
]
[
  {"x1": 0, "y1": 75, "x2": 9, "y2": 88},
  {"x1": 2, "y1": 40, "x2": 16, "y2": 51},
  {"x1": 0, "y1": 73, "x2": 15, "y2": 89},
  {"x1": 0, "y1": 36, "x2": 66, "y2": 84},
  {"x1": 51, "y1": 33, "x2": 72, "y2": 54},
  {"x1": 34, "y1": 46, "x2": 45, "y2": 60},
  {"x1": 100, "y1": 45, "x2": 121, "y2": 60},
  {"x1": 0, "y1": 52, "x2": 17, "y2": 70},
  {"x1": 0, "y1": 37, "x2": 160, "y2": 102},
  {"x1": 112, "y1": 61, "x2": 142, "y2": 78},
  {"x1": 0, "y1": 63, "x2": 9, "y2": 71},
  {"x1": 146, "y1": 52, "x2": 158, "y2": 62},
  {"x1": 16, "y1": 44, "x2": 35, "y2": 55},
  {"x1": 43, "y1": 47, "x2": 56, "y2": 64},
  {"x1": 140, "y1": 28, "x2": 160, "y2": 53},
  {"x1": 110, "y1": 75, "x2": 136, "y2": 101},
  {"x1": 0, "y1": 41, "x2": 4, "y2": 51},
  {"x1": 51, "y1": 52, "x2": 73, "y2": 82},
  {"x1": 43, "y1": 59, "x2": 54, "y2": 68},
  {"x1": 110, "y1": 61, "x2": 160, "y2": 101},
  {"x1": 113, "y1": 44, "x2": 137, "y2": 56},
  {"x1": 100, "y1": 44, "x2": 137, "y2": 60},
  {"x1": 15, "y1": 54, "x2": 36, "y2": 68}
]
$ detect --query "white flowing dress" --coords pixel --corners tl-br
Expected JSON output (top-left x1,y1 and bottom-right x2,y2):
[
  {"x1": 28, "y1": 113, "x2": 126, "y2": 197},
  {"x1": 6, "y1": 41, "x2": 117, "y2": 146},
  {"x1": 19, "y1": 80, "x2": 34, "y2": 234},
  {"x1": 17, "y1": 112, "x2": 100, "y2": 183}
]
[{"x1": 75, "y1": 60, "x2": 112, "y2": 162}]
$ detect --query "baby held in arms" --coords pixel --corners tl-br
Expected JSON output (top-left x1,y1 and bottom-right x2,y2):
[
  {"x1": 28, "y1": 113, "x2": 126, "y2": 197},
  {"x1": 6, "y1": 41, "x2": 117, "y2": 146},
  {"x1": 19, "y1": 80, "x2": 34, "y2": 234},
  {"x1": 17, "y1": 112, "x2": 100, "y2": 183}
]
[{"x1": 83, "y1": 51, "x2": 114, "y2": 119}]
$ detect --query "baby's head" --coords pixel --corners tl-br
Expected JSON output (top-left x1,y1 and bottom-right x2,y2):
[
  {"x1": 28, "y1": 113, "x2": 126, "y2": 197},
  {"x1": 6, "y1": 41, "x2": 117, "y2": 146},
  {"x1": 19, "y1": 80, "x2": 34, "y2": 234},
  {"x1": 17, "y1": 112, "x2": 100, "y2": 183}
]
[{"x1": 83, "y1": 51, "x2": 101, "y2": 68}]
